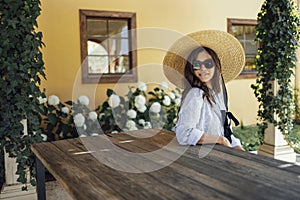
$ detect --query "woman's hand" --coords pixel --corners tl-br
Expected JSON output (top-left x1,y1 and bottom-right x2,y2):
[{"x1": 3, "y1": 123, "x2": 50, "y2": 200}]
[
  {"x1": 233, "y1": 145, "x2": 245, "y2": 151},
  {"x1": 217, "y1": 136, "x2": 231, "y2": 147},
  {"x1": 198, "y1": 134, "x2": 231, "y2": 147},
  {"x1": 197, "y1": 134, "x2": 243, "y2": 149}
]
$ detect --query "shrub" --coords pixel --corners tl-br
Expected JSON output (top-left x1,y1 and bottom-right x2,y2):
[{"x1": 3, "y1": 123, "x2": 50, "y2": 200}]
[
  {"x1": 233, "y1": 124, "x2": 263, "y2": 151},
  {"x1": 40, "y1": 82, "x2": 182, "y2": 139}
]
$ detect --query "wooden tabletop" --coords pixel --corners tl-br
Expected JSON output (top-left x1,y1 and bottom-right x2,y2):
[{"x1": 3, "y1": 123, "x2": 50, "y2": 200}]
[{"x1": 31, "y1": 129, "x2": 300, "y2": 200}]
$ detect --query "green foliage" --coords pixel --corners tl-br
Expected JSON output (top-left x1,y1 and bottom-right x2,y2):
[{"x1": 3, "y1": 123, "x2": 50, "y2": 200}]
[
  {"x1": 0, "y1": 149, "x2": 4, "y2": 187},
  {"x1": 294, "y1": 87, "x2": 300, "y2": 124},
  {"x1": 0, "y1": 0, "x2": 45, "y2": 189},
  {"x1": 39, "y1": 95, "x2": 104, "y2": 140},
  {"x1": 234, "y1": 124, "x2": 300, "y2": 153},
  {"x1": 233, "y1": 125, "x2": 263, "y2": 151},
  {"x1": 251, "y1": 0, "x2": 300, "y2": 137},
  {"x1": 288, "y1": 124, "x2": 300, "y2": 153},
  {"x1": 39, "y1": 96, "x2": 77, "y2": 141}
]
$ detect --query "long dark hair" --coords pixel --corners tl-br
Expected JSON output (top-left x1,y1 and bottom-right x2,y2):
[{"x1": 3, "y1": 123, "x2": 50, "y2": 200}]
[{"x1": 182, "y1": 46, "x2": 221, "y2": 105}]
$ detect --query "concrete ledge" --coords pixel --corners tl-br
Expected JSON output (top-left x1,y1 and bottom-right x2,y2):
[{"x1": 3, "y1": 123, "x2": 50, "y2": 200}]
[{"x1": 0, "y1": 184, "x2": 36, "y2": 200}]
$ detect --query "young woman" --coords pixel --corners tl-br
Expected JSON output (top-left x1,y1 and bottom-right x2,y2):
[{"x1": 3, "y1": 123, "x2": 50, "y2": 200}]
[{"x1": 163, "y1": 30, "x2": 244, "y2": 150}]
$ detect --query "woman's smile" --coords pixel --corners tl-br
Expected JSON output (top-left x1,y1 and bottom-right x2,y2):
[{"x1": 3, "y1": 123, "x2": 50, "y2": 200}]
[
  {"x1": 193, "y1": 51, "x2": 215, "y2": 88},
  {"x1": 199, "y1": 71, "x2": 211, "y2": 78}
]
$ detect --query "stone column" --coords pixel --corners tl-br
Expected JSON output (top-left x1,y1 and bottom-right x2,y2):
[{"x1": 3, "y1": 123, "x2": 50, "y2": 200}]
[
  {"x1": 0, "y1": 119, "x2": 36, "y2": 199},
  {"x1": 258, "y1": 81, "x2": 296, "y2": 163},
  {"x1": 4, "y1": 119, "x2": 29, "y2": 185}
]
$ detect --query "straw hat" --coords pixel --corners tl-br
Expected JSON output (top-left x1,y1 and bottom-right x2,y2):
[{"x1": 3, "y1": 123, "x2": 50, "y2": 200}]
[{"x1": 163, "y1": 30, "x2": 245, "y2": 88}]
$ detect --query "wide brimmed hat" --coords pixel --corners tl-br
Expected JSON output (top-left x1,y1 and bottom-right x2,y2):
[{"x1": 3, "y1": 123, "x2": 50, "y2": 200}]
[{"x1": 163, "y1": 30, "x2": 245, "y2": 88}]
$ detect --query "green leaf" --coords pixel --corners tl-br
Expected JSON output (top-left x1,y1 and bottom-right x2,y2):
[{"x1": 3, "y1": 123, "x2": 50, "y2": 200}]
[
  {"x1": 47, "y1": 113, "x2": 57, "y2": 125},
  {"x1": 107, "y1": 89, "x2": 114, "y2": 97},
  {"x1": 65, "y1": 101, "x2": 73, "y2": 106}
]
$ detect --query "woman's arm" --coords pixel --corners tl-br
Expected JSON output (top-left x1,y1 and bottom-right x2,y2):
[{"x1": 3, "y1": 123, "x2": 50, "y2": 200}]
[
  {"x1": 175, "y1": 89, "x2": 205, "y2": 145},
  {"x1": 197, "y1": 133, "x2": 231, "y2": 147}
]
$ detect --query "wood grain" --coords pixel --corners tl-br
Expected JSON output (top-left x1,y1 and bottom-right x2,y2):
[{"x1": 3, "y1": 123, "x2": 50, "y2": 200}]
[{"x1": 32, "y1": 129, "x2": 300, "y2": 200}]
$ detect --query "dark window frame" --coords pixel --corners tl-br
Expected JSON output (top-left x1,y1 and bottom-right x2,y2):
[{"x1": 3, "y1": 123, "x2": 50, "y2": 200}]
[
  {"x1": 80, "y1": 9, "x2": 137, "y2": 84},
  {"x1": 227, "y1": 18, "x2": 258, "y2": 79}
]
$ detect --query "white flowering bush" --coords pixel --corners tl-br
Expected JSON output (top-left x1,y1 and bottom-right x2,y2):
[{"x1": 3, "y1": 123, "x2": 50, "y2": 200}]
[
  {"x1": 39, "y1": 95, "x2": 101, "y2": 141},
  {"x1": 39, "y1": 82, "x2": 182, "y2": 140},
  {"x1": 39, "y1": 95, "x2": 75, "y2": 141},
  {"x1": 147, "y1": 82, "x2": 182, "y2": 131},
  {"x1": 96, "y1": 82, "x2": 182, "y2": 133}
]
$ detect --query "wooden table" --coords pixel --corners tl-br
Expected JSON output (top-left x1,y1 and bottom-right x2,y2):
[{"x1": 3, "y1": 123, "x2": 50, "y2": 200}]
[{"x1": 31, "y1": 129, "x2": 300, "y2": 200}]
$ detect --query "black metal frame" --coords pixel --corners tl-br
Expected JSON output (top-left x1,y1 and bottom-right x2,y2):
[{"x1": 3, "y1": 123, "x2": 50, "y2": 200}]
[{"x1": 36, "y1": 157, "x2": 46, "y2": 200}]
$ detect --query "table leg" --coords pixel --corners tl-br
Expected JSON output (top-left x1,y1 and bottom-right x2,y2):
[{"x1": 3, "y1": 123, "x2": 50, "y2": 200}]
[{"x1": 36, "y1": 157, "x2": 46, "y2": 200}]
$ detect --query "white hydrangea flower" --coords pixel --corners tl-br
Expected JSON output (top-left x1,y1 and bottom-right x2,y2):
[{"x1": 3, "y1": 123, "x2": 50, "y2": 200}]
[
  {"x1": 111, "y1": 130, "x2": 119, "y2": 134},
  {"x1": 88, "y1": 111, "x2": 98, "y2": 121},
  {"x1": 137, "y1": 81, "x2": 147, "y2": 91},
  {"x1": 48, "y1": 95, "x2": 60, "y2": 106},
  {"x1": 134, "y1": 95, "x2": 147, "y2": 113},
  {"x1": 61, "y1": 107, "x2": 70, "y2": 114},
  {"x1": 136, "y1": 104, "x2": 147, "y2": 113},
  {"x1": 163, "y1": 96, "x2": 171, "y2": 106},
  {"x1": 41, "y1": 133, "x2": 47, "y2": 141},
  {"x1": 173, "y1": 118, "x2": 178, "y2": 123},
  {"x1": 126, "y1": 120, "x2": 135, "y2": 127},
  {"x1": 79, "y1": 134, "x2": 87, "y2": 138},
  {"x1": 175, "y1": 98, "x2": 181, "y2": 106},
  {"x1": 134, "y1": 95, "x2": 146, "y2": 107},
  {"x1": 78, "y1": 95, "x2": 89, "y2": 106},
  {"x1": 168, "y1": 92, "x2": 176, "y2": 100},
  {"x1": 74, "y1": 113, "x2": 85, "y2": 127},
  {"x1": 138, "y1": 119, "x2": 145, "y2": 125},
  {"x1": 43, "y1": 98, "x2": 48, "y2": 104},
  {"x1": 126, "y1": 120, "x2": 137, "y2": 130},
  {"x1": 144, "y1": 121, "x2": 152, "y2": 129},
  {"x1": 160, "y1": 82, "x2": 168, "y2": 90},
  {"x1": 108, "y1": 94, "x2": 121, "y2": 108},
  {"x1": 150, "y1": 102, "x2": 161, "y2": 113},
  {"x1": 127, "y1": 109, "x2": 137, "y2": 119},
  {"x1": 129, "y1": 126, "x2": 138, "y2": 131},
  {"x1": 37, "y1": 96, "x2": 47, "y2": 104}
]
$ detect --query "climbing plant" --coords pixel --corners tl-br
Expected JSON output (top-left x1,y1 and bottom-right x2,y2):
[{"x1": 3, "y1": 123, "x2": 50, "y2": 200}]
[
  {"x1": 0, "y1": 0, "x2": 45, "y2": 189},
  {"x1": 252, "y1": 0, "x2": 300, "y2": 136}
]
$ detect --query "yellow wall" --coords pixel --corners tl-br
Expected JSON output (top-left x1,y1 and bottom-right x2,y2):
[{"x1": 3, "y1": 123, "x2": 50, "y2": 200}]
[{"x1": 38, "y1": 0, "x2": 264, "y2": 125}]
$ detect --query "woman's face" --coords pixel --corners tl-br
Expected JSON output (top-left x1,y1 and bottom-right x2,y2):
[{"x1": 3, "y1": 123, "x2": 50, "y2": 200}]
[{"x1": 193, "y1": 51, "x2": 215, "y2": 88}]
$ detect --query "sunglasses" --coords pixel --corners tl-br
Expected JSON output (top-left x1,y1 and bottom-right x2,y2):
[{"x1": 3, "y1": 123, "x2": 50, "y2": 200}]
[{"x1": 192, "y1": 59, "x2": 215, "y2": 70}]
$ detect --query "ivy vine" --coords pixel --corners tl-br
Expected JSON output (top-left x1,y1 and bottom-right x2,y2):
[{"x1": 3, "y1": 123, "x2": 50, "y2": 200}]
[
  {"x1": 0, "y1": 0, "x2": 45, "y2": 189},
  {"x1": 251, "y1": 0, "x2": 300, "y2": 136}
]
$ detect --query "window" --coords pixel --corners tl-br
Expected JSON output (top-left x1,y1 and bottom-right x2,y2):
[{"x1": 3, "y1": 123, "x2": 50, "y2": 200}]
[
  {"x1": 80, "y1": 10, "x2": 137, "y2": 83},
  {"x1": 227, "y1": 18, "x2": 258, "y2": 78}
]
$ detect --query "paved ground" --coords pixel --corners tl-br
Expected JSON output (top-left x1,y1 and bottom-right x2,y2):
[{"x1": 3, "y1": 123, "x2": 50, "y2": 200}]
[{"x1": 0, "y1": 181, "x2": 71, "y2": 200}]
